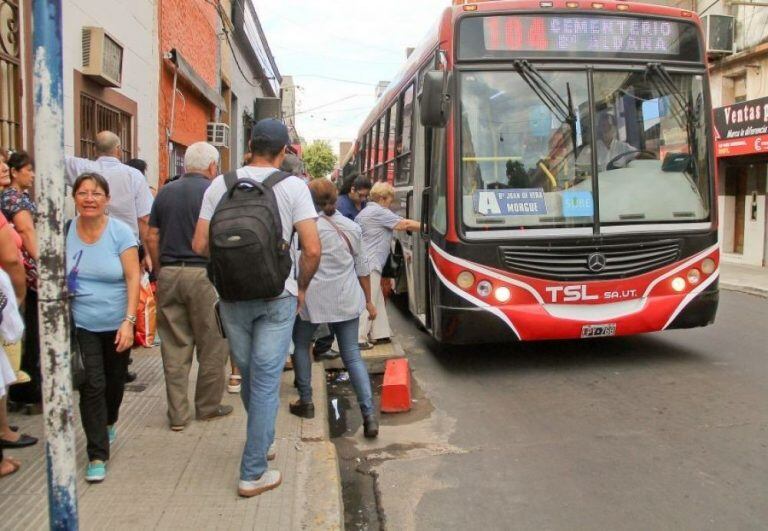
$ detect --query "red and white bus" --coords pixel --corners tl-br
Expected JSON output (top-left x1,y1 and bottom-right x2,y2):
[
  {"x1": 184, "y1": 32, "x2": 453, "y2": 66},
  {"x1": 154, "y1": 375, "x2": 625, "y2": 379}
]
[{"x1": 348, "y1": 0, "x2": 719, "y2": 344}]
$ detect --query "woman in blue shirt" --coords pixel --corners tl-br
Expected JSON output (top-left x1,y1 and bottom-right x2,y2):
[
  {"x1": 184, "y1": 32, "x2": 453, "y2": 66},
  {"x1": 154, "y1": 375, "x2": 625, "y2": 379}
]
[
  {"x1": 336, "y1": 174, "x2": 372, "y2": 221},
  {"x1": 67, "y1": 173, "x2": 140, "y2": 483}
]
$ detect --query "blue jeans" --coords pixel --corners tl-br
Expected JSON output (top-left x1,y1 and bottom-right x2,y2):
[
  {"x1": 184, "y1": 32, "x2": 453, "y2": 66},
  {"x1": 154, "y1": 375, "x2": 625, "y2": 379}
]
[
  {"x1": 292, "y1": 317, "x2": 374, "y2": 417},
  {"x1": 220, "y1": 295, "x2": 297, "y2": 481}
]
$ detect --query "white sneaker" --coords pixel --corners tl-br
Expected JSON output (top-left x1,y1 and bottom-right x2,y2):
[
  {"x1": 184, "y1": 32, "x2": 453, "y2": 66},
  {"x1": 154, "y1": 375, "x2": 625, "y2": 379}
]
[
  {"x1": 238, "y1": 470, "x2": 282, "y2": 497},
  {"x1": 227, "y1": 375, "x2": 242, "y2": 394}
]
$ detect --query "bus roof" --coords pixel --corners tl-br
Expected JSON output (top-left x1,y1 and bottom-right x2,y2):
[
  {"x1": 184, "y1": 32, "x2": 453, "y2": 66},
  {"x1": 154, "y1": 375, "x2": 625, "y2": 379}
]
[{"x1": 353, "y1": 0, "x2": 701, "y2": 141}]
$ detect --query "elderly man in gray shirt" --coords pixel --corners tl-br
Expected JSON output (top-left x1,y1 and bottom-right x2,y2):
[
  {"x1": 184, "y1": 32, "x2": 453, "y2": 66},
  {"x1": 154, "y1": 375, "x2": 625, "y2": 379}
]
[{"x1": 65, "y1": 131, "x2": 154, "y2": 268}]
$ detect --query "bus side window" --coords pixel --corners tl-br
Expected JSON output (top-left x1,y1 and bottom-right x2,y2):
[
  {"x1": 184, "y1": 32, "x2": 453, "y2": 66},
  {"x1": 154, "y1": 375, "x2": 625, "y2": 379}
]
[
  {"x1": 396, "y1": 83, "x2": 415, "y2": 186},
  {"x1": 431, "y1": 127, "x2": 447, "y2": 234}
]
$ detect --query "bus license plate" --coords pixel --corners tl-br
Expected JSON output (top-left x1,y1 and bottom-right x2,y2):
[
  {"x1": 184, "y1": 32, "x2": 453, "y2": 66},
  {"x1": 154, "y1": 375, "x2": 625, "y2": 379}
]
[{"x1": 581, "y1": 324, "x2": 616, "y2": 338}]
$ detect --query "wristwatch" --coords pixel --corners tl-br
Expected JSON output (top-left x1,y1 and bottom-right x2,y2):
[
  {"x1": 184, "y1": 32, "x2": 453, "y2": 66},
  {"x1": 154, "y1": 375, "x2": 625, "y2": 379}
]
[{"x1": 124, "y1": 315, "x2": 137, "y2": 325}]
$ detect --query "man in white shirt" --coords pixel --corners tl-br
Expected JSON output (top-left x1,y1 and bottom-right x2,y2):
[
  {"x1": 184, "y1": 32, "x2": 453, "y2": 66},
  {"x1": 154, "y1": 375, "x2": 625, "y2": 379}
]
[
  {"x1": 192, "y1": 119, "x2": 321, "y2": 498},
  {"x1": 64, "y1": 131, "x2": 154, "y2": 266},
  {"x1": 577, "y1": 112, "x2": 637, "y2": 172}
]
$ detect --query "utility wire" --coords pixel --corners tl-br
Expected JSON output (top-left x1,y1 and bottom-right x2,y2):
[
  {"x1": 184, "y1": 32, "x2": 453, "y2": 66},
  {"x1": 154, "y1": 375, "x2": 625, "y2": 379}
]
[
  {"x1": 291, "y1": 74, "x2": 379, "y2": 87},
  {"x1": 263, "y1": 10, "x2": 403, "y2": 57},
  {"x1": 698, "y1": 0, "x2": 721, "y2": 17},
  {"x1": 284, "y1": 94, "x2": 368, "y2": 119},
  {"x1": 205, "y1": 0, "x2": 262, "y2": 88}
]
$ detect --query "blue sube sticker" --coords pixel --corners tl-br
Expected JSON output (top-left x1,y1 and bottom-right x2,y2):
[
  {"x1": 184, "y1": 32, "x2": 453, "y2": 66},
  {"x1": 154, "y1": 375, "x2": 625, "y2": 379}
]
[
  {"x1": 562, "y1": 191, "x2": 594, "y2": 217},
  {"x1": 474, "y1": 188, "x2": 547, "y2": 216}
]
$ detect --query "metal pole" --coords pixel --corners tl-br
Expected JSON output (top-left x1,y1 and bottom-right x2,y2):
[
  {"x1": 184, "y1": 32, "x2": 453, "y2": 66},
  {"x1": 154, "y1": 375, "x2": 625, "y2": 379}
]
[{"x1": 32, "y1": 1, "x2": 79, "y2": 529}]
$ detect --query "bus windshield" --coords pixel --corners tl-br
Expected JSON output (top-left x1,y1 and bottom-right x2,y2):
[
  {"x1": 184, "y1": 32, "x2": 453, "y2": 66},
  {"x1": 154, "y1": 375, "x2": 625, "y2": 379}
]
[{"x1": 460, "y1": 69, "x2": 710, "y2": 230}]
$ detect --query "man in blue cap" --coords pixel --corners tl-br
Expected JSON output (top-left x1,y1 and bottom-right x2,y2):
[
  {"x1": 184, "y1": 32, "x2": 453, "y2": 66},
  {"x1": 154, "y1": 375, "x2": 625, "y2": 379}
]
[{"x1": 193, "y1": 119, "x2": 321, "y2": 497}]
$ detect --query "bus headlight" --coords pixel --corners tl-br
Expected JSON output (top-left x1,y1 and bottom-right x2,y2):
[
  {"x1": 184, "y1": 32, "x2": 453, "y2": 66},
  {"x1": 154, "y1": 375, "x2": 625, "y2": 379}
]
[
  {"x1": 701, "y1": 258, "x2": 716, "y2": 275},
  {"x1": 494, "y1": 286, "x2": 511, "y2": 303},
  {"x1": 687, "y1": 269, "x2": 701, "y2": 285},
  {"x1": 671, "y1": 277, "x2": 686, "y2": 292},
  {"x1": 457, "y1": 271, "x2": 475, "y2": 289},
  {"x1": 476, "y1": 280, "x2": 492, "y2": 298}
]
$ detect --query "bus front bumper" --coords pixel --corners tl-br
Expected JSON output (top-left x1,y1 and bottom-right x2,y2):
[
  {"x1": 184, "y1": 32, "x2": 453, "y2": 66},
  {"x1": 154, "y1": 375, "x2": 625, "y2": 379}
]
[{"x1": 433, "y1": 280, "x2": 719, "y2": 345}]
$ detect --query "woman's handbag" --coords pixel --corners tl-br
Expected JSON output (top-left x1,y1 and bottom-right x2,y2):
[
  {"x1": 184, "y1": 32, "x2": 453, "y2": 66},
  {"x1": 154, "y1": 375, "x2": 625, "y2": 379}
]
[
  {"x1": 4, "y1": 342, "x2": 29, "y2": 384},
  {"x1": 69, "y1": 316, "x2": 85, "y2": 390},
  {"x1": 0, "y1": 269, "x2": 26, "y2": 384},
  {"x1": 134, "y1": 272, "x2": 157, "y2": 347},
  {"x1": 64, "y1": 220, "x2": 85, "y2": 389},
  {"x1": 381, "y1": 252, "x2": 403, "y2": 279}
]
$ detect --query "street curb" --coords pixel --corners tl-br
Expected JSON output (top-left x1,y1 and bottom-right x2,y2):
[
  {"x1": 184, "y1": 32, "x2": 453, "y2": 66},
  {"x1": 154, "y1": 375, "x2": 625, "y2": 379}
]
[
  {"x1": 301, "y1": 361, "x2": 331, "y2": 441},
  {"x1": 720, "y1": 282, "x2": 768, "y2": 299},
  {"x1": 323, "y1": 340, "x2": 405, "y2": 374},
  {"x1": 296, "y1": 440, "x2": 345, "y2": 531},
  {"x1": 297, "y1": 353, "x2": 343, "y2": 530}
]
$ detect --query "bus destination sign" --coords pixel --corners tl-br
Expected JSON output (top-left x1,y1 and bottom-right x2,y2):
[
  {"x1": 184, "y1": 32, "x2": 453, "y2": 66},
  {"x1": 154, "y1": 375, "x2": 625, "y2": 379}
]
[{"x1": 483, "y1": 15, "x2": 681, "y2": 55}]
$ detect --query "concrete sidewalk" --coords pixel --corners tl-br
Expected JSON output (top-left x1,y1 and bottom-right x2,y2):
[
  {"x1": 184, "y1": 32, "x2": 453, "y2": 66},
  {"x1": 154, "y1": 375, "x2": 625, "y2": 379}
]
[
  {"x1": 0, "y1": 347, "x2": 342, "y2": 530},
  {"x1": 720, "y1": 261, "x2": 768, "y2": 298}
]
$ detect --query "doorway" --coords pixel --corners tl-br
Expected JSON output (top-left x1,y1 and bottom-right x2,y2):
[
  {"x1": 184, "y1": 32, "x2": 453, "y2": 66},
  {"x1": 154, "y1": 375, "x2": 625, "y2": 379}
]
[{"x1": 725, "y1": 165, "x2": 748, "y2": 254}]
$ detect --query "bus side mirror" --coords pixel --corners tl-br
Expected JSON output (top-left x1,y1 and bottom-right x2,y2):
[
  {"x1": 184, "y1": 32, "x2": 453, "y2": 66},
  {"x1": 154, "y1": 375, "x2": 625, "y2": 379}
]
[{"x1": 419, "y1": 71, "x2": 450, "y2": 128}]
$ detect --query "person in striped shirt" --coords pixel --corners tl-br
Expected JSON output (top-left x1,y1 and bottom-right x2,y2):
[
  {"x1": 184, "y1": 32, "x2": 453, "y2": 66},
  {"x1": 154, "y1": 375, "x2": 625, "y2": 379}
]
[{"x1": 289, "y1": 178, "x2": 380, "y2": 438}]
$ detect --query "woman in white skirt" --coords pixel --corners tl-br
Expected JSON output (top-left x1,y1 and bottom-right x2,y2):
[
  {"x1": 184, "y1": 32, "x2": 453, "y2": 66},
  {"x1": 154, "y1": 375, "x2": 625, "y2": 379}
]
[
  {"x1": 0, "y1": 268, "x2": 25, "y2": 478},
  {"x1": 355, "y1": 182, "x2": 421, "y2": 347}
]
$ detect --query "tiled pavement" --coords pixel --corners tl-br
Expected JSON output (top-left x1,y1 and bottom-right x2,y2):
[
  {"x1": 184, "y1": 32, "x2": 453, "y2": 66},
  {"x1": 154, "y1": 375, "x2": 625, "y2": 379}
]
[{"x1": 1, "y1": 347, "x2": 342, "y2": 530}]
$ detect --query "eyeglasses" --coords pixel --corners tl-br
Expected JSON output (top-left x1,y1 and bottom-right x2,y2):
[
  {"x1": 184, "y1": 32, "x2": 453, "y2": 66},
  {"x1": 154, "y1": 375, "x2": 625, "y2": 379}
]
[{"x1": 75, "y1": 191, "x2": 106, "y2": 199}]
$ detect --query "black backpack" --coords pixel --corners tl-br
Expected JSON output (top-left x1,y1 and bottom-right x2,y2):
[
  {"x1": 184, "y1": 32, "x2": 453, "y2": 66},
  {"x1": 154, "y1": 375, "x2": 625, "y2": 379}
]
[{"x1": 208, "y1": 170, "x2": 292, "y2": 301}]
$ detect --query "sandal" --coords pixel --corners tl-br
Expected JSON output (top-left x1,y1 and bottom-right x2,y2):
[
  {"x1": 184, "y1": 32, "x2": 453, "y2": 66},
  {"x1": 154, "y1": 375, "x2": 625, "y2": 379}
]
[
  {"x1": 0, "y1": 433, "x2": 38, "y2": 448},
  {"x1": 0, "y1": 458, "x2": 21, "y2": 478},
  {"x1": 227, "y1": 374, "x2": 242, "y2": 394}
]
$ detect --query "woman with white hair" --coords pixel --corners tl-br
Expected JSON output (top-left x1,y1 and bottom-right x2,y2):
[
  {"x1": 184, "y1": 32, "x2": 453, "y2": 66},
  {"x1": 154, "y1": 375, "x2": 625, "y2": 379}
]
[{"x1": 355, "y1": 182, "x2": 420, "y2": 347}]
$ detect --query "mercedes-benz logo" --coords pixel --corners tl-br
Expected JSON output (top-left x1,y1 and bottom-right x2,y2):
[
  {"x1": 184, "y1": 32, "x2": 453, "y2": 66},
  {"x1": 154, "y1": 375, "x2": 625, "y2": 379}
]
[{"x1": 586, "y1": 252, "x2": 607, "y2": 273}]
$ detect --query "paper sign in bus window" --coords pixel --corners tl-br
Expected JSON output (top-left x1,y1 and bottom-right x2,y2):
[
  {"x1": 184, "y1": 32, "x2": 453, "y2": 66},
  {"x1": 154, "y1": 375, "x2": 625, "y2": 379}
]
[
  {"x1": 474, "y1": 189, "x2": 548, "y2": 216},
  {"x1": 562, "y1": 191, "x2": 594, "y2": 217}
]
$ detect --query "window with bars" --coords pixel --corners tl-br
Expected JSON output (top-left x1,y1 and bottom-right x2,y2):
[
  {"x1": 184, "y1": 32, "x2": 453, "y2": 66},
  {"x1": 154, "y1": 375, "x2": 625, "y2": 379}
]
[
  {"x1": 170, "y1": 142, "x2": 186, "y2": 178},
  {"x1": 79, "y1": 93, "x2": 132, "y2": 161},
  {"x1": 0, "y1": 0, "x2": 22, "y2": 151}
]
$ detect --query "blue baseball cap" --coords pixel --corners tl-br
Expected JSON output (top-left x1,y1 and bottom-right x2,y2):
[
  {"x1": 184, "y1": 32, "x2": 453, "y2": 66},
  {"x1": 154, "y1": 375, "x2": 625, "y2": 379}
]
[{"x1": 252, "y1": 118, "x2": 296, "y2": 154}]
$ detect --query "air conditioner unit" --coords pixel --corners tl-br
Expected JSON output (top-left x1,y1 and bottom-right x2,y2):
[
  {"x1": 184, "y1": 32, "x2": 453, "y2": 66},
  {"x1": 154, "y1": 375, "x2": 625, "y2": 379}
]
[
  {"x1": 702, "y1": 15, "x2": 734, "y2": 57},
  {"x1": 81, "y1": 27, "x2": 123, "y2": 87},
  {"x1": 254, "y1": 98, "x2": 282, "y2": 121},
  {"x1": 207, "y1": 122, "x2": 230, "y2": 147}
]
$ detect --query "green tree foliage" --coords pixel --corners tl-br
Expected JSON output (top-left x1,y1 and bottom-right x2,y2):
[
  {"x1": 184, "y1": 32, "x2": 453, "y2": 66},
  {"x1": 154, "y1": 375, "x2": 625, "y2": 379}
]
[{"x1": 302, "y1": 140, "x2": 337, "y2": 179}]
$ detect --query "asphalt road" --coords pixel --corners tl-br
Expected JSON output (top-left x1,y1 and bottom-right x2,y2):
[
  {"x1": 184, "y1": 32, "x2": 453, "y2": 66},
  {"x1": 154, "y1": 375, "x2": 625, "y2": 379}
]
[{"x1": 358, "y1": 290, "x2": 768, "y2": 530}]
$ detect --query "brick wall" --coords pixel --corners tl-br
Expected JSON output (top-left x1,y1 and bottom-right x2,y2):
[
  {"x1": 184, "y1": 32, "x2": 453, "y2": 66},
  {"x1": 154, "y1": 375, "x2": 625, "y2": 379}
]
[{"x1": 158, "y1": 0, "x2": 220, "y2": 182}]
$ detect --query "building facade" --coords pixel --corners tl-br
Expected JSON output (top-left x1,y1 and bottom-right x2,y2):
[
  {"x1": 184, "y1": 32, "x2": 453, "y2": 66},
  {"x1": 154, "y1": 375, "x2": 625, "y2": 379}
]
[
  {"x1": 158, "y1": 0, "x2": 224, "y2": 182},
  {"x1": 218, "y1": 0, "x2": 283, "y2": 172},
  {"x1": 704, "y1": 2, "x2": 768, "y2": 267},
  {"x1": 281, "y1": 76, "x2": 300, "y2": 145},
  {"x1": 5, "y1": 0, "x2": 160, "y2": 186}
]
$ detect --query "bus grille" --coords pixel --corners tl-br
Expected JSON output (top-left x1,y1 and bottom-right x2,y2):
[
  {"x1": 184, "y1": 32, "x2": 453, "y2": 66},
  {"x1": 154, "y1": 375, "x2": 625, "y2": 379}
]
[{"x1": 498, "y1": 239, "x2": 681, "y2": 280}]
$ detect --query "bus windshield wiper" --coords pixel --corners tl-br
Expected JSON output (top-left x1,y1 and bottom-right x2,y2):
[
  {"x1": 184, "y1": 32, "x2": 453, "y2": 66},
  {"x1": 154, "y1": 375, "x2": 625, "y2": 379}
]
[
  {"x1": 645, "y1": 62, "x2": 701, "y2": 177},
  {"x1": 645, "y1": 63, "x2": 687, "y2": 129},
  {"x1": 513, "y1": 60, "x2": 576, "y2": 128}
]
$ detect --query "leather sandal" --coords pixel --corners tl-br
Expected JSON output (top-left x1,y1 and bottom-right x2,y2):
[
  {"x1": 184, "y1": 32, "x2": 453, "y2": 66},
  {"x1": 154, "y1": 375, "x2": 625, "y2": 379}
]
[{"x1": 0, "y1": 433, "x2": 38, "y2": 448}]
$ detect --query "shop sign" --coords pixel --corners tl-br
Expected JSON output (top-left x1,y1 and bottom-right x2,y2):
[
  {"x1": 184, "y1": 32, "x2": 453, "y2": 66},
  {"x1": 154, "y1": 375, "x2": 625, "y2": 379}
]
[{"x1": 714, "y1": 96, "x2": 768, "y2": 157}]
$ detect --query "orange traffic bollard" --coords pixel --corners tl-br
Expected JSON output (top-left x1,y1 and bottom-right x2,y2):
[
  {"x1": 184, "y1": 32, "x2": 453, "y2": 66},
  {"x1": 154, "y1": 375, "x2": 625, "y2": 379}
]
[{"x1": 380, "y1": 358, "x2": 412, "y2": 413}]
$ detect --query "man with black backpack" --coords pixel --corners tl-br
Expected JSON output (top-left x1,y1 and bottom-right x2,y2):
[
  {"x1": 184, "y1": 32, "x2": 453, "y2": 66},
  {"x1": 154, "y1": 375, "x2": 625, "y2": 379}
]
[{"x1": 192, "y1": 119, "x2": 321, "y2": 498}]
